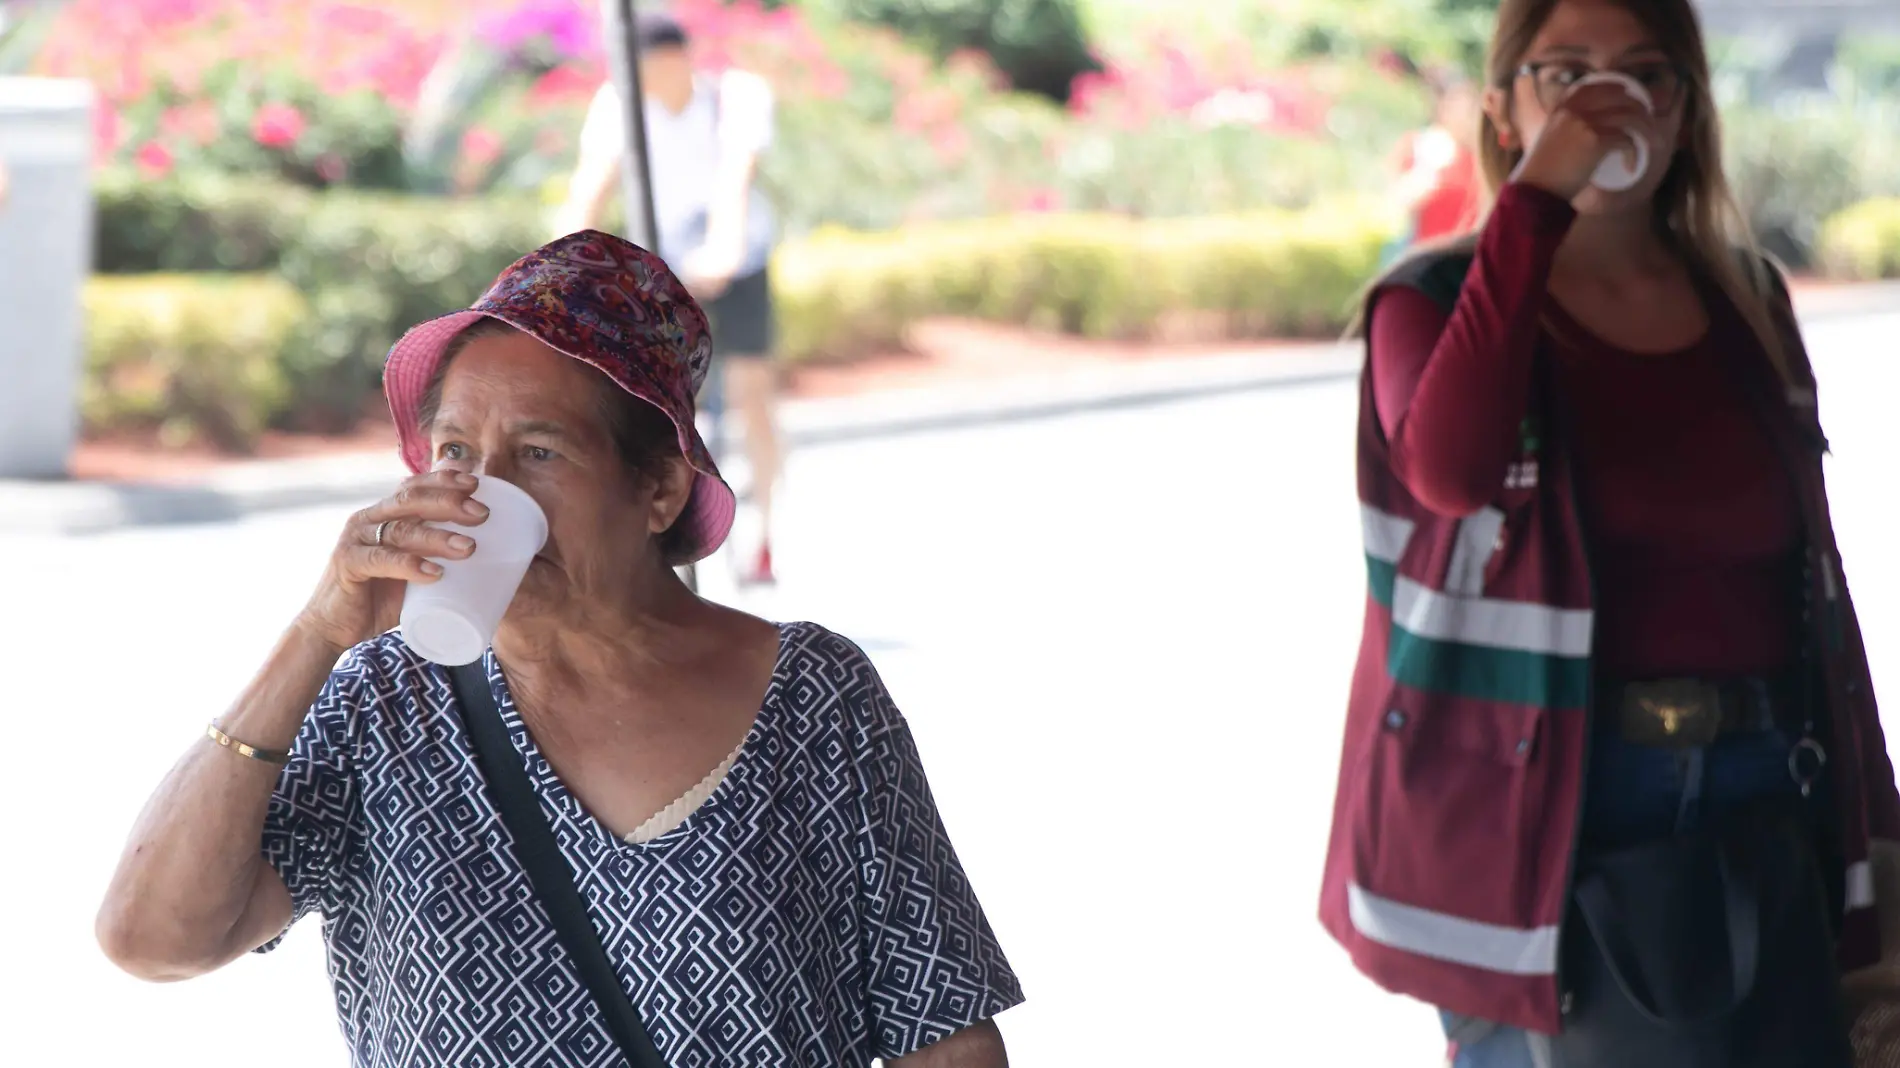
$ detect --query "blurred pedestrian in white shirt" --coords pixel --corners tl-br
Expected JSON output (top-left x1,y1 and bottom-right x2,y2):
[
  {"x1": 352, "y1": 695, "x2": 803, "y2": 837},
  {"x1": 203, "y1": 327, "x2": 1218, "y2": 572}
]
[{"x1": 557, "y1": 10, "x2": 785, "y2": 585}]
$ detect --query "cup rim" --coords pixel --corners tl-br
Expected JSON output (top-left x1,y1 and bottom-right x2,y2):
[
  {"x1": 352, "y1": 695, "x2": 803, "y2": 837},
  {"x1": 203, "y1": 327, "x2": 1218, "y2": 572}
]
[{"x1": 468, "y1": 473, "x2": 550, "y2": 555}]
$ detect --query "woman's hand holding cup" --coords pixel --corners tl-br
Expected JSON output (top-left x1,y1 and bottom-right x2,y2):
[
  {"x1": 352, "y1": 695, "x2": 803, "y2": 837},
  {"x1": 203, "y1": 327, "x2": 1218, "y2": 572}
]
[
  {"x1": 1515, "y1": 75, "x2": 1657, "y2": 202},
  {"x1": 296, "y1": 471, "x2": 488, "y2": 655}
]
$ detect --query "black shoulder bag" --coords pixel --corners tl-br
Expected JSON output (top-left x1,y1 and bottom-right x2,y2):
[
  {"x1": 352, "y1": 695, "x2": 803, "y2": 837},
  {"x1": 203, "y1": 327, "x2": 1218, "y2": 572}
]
[
  {"x1": 1549, "y1": 796, "x2": 1851, "y2": 1067},
  {"x1": 449, "y1": 662, "x2": 670, "y2": 1068}
]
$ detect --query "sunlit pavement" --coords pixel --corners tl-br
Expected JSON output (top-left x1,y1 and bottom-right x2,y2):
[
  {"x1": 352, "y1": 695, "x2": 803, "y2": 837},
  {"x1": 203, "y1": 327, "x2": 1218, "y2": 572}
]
[{"x1": 4, "y1": 311, "x2": 1894, "y2": 1067}]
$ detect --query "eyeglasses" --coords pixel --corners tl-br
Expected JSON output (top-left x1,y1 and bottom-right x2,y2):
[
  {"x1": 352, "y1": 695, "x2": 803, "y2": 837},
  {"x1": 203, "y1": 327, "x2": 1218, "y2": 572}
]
[{"x1": 1514, "y1": 60, "x2": 1686, "y2": 115}]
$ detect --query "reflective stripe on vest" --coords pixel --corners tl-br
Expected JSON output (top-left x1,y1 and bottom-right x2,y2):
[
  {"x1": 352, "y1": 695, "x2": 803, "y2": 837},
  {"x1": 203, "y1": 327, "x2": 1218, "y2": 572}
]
[
  {"x1": 1348, "y1": 883, "x2": 1560, "y2": 976},
  {"x1": 1362, "y1": 504, "x2": 1594, "y2": 708}
]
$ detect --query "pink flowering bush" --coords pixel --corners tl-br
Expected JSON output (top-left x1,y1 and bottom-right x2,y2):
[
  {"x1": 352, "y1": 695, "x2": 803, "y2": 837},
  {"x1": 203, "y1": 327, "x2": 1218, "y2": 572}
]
[
  {"x1": 32, "y1": 0, "x2": 519, "y2": 187},
  {"x1": 1045, "y1": 28, "x2": 1430, "y2": 217},
  {"x1": 32, "y1": 0, "x2": 1429, "y2": 221}
]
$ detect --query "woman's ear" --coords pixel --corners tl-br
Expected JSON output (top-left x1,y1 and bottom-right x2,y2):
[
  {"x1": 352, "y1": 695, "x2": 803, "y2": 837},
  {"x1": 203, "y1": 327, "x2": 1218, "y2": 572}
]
[
  {"x1": 1482, "y1": 86, "x2": 1519, "y2": 150},
  {"x1": 647, "y1": 456, "x2": 696, "y2": 540}
]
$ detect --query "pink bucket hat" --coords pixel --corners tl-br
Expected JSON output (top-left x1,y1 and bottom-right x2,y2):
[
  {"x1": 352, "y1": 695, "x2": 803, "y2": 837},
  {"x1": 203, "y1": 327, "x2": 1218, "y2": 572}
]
[{"x1": 382, "y1": 230, "x2": 735, "y2": 563}]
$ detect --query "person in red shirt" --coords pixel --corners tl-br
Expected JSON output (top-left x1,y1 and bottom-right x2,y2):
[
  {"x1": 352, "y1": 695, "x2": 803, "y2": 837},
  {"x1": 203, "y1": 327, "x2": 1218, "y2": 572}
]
[
  {"x1": 1390, "y1": 75, "x2": 1485, "y2": 247},
  {"x1": 1345, "y1": 0, "x2": 1894, "y2": 1063}
]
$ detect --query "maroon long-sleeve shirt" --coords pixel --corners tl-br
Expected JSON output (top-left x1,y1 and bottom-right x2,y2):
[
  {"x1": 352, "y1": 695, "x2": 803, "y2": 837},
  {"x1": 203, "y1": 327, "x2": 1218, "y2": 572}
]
[{"x1": 1369, "y1": 183, "x2": 1802, "y2": 679}]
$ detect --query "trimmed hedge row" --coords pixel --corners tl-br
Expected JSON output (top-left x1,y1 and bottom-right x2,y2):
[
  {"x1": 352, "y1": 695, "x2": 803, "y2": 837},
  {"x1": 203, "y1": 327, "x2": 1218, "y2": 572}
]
[
  {"x1": 772, "y1": 201, "x2": 1394, "y2": 362},
  {"x1": 1816, "y1": 198, "x2": 1900, "y2": 282},
  {"x1": 271, "y1": 193, "x2": 549, "y2": 429},
  {"x1": 95, "y1": 174, "x2": 549, "y2": 434},
  {"x1": 94, "y1": 169, "x2": 311, "y2": 274},
  {"x1": 84, "y1": 189, "x2": 1393, "y2": 449},
  {"x1": 84, "y1": 274, "x2": 304, "y2": 450}
]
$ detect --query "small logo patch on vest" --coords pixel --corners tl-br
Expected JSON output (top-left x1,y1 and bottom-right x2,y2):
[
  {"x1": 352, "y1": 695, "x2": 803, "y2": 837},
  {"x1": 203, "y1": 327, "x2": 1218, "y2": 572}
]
[{"x1": 1505, "y1": 417, "x2": 1541, "y2": 490}]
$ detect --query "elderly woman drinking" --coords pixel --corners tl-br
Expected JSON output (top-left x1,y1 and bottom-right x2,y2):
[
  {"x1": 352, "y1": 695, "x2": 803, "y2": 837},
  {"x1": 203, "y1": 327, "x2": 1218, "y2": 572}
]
[{"x1": 96, "y1": 232, "x2": 1022, "y2": 1068}]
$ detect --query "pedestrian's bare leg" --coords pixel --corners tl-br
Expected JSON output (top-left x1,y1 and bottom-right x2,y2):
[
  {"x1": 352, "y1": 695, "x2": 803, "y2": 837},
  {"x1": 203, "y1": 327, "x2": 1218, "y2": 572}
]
[{"x1": 725, "y1": 355, "x2": 782, "y2": 538}]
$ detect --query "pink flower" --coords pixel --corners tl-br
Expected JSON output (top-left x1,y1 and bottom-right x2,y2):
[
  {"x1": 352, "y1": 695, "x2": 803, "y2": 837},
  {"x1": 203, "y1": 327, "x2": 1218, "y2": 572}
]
[
  {"x1": 1068, "y1": 70, "x2": 1123, "y2": 117},
  {"x1": 1022, "y1": 188, "x2": 1059, "y2": 213},
  {"x1": 161, "y1": 102, "x2": 221, "y2": 146},
  {"x1": 93, "y1": 105, "x2": 124, "y2": 164},
  {"x1": 315, "y1": 154, "x2": 349, "y2": 183},
  {"x1": 930, "y1": 125, "x2": 970, "y2": 163},
  {"x1": 461, "y1": 125, "x2": 504, "y2": 166},
  {"x1": 530, "y1": 66, "x2": 596, "y2": 106},
  {"x1": 810, "y1": 67, "x2": 849, "y2": 101},
  {"x1": 251, "y1": 103, "x2": 307, "y2": 149},
  {"x1": 320, "y1": 4, "x2": 393, "y2": 36},
  {"x1": 135, "y1": 141, "x2": 174, "y2": 179}
]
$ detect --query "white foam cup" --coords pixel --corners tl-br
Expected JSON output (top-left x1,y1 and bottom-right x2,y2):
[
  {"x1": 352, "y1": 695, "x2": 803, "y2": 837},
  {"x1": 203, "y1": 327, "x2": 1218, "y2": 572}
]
[
  {"x1": 399, "y1": 475, "x2": 549, "y2": 666},
  {"x1": 1570, "y1": 71, "x2": 1654, "y2": 193}
]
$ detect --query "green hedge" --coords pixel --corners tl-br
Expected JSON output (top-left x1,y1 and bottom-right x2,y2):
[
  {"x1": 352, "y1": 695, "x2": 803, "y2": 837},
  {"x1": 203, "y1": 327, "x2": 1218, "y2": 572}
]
[
  {"x1": 84, "y1": 274, "x2": 305, "y2": 450},
  {"x1": 84, "y1": 190, "x2": 1392, "y2": 450},
  {"x1": 272, "y1": 192, "x2": 547, "y2": 430},
  {"x1": 814, "y1": 0, "x2": 1098, "y2": 102},
  {"x1": 93, "y1": 168, "x2": 312, "y2": 273},
  {"x1": 1816, "y1": 198, "x2": 1900, "y2": 282},
  {"x1": 1723, "y1": 101, "x2": 1900, "y2": 269},
  {"x1": 773, "y1": 201, "x2": 1394, "y2": 362},
  {"x1": 88, "y1": 183, "x2": 547, "y2": 441}
]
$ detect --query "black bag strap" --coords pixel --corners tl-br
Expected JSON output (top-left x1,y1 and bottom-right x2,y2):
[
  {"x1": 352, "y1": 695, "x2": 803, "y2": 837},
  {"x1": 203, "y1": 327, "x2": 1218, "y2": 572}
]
[{"x1": 449, "y1": 662, "x2": 669, "y2": 1068}]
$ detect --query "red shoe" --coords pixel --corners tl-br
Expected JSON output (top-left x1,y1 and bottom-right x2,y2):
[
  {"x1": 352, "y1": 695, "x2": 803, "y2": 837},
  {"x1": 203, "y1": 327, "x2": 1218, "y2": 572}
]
[{"x1": 737, "y1": 541, "x2": 776, "y2": 586}]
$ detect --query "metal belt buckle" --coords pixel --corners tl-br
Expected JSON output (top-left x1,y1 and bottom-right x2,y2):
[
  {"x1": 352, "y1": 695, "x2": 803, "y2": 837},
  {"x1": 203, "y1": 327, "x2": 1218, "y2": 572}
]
[{"x1": 1619, "y1": 678, "x2": 1724, "y2": 748}]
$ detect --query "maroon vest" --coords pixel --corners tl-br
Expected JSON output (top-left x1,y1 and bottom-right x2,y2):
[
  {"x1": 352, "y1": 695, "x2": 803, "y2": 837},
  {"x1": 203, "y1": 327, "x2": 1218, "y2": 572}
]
[{"x1": 1318, "y1": 249, "x2": 1899, "y2": 1034}]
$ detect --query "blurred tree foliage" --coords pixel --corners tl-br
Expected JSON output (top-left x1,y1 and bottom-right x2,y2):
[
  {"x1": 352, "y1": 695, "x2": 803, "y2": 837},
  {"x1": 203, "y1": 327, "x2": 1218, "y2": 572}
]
[
  {"x1": 0, "y1": 0, "x2": 61, "y2": 76},
  {"x1": 1258, "y1": 0, "x2": 1493, "y2": 76},
  {"x1": 807, "y1": 0, "x2": 1101, "y2": 102},
  {"x1": 1074, "y1": 0, "x2": 1493, "y2": 81}
]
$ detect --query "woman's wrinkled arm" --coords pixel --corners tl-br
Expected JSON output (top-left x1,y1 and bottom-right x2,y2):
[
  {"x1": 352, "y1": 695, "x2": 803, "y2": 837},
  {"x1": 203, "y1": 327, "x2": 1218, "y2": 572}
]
[
  {"x1": 890, "y1": 1019, "x2": 1008, "y2": 1067},
  {"x1": 95, "y1": 621, "x2": 346, "y2": 981}
]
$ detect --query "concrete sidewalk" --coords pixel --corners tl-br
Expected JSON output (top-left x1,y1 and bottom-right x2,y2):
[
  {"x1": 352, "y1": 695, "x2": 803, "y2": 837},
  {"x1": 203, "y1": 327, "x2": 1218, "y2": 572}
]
[
  {"x1": 4, "y1": 277, "x2": 1895, "y2": 537},
  {"x1": 0, "y1": 339, "x2": 1362, "y2": 536}
]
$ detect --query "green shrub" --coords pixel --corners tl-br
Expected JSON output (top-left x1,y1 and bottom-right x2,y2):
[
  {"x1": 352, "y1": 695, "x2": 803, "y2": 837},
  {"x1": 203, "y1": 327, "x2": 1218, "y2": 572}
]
[
  {"x1": 1723, "y1": 99, "x2": 1900, "y2": 268},
  {"x1": 83, "y1": 274, "x2": 305, "y2": 450},
  {"x1": 274, "y1": 192, "x2": 550, "y2": 429},
  {"x1": 772, "y1": 200, "x2": 1395, "y2": 362},
  {"x1": 1816, "y1": 199, "x2": 1900, "y2": 282},
  {"x1": 81, "y1": 189, "x2": 1394, "y2": 447},
  {"x1": 820, "y1": 0, "x2": 1099, "y2": 102},
  {"x1": 93, "y1": 168, "x2": 313, "y2": 273}
]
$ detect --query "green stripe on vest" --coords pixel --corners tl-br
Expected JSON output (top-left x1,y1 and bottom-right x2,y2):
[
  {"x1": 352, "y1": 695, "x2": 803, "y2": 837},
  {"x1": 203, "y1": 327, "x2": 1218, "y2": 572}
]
[{"x1": 1367, "y1": 557, "x2": 1591, "y2": 709}]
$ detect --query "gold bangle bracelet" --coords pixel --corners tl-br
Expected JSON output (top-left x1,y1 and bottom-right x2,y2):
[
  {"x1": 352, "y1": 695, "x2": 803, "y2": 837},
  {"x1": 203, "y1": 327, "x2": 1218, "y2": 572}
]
[{"x1": 205, "y1": 722, "x2": 292, "y2": 766}]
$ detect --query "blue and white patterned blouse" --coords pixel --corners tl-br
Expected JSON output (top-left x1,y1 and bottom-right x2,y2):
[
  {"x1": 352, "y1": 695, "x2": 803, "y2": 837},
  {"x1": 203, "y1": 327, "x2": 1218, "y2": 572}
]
[{"x1": 259, "y1": 621, "x2": 1022, "y2": 1067}]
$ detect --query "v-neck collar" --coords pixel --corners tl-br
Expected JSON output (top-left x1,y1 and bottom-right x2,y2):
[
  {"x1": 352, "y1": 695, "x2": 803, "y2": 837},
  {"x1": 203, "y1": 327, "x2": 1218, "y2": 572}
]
[{"x1": 474, "y1": 623, "x2": 795, "y2": 853}]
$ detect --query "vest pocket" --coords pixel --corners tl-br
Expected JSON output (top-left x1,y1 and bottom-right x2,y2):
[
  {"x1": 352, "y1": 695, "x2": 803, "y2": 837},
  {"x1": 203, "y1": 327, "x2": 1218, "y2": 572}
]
[{"x1": 1353, "y1": 687, "x2": 1556, "y2": 936}]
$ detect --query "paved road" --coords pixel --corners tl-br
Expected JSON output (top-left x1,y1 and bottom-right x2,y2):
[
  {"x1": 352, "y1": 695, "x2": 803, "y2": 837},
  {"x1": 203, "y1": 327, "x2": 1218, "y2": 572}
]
[{"x1": 4, "y1": 311, "x2": 1895, "y2": 1067}]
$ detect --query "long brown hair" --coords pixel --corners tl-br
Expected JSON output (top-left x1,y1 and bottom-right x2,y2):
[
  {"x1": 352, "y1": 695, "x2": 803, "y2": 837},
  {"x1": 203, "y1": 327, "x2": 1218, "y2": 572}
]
[{"x1": 1365, "y1": 0, "x2": 1793, "y2": 380}]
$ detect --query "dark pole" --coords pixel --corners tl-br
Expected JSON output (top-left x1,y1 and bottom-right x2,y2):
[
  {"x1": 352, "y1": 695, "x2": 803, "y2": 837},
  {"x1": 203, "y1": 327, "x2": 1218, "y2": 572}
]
[
  {"x1": 603, "y1": 0, "x2": 698, "y2": 593},
  {"x1": 602, "y1": 0, "x2": 662, "y2": 252}
]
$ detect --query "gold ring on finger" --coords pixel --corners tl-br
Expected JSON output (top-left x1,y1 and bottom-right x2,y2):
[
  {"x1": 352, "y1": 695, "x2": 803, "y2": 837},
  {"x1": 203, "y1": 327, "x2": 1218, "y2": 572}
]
[{"x1": 375, "y1": 520, "x2": 393, "y2": 547}]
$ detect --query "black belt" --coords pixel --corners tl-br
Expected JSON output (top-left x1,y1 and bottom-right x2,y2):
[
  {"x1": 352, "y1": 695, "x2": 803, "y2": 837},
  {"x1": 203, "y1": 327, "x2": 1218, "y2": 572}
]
[{"x1": 1603, "y1": 675, "x2": 1801, "y2": 748}]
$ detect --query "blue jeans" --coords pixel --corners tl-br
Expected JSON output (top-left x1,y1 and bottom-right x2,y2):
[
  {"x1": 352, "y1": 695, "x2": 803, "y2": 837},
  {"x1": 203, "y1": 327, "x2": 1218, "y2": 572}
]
[{"x1": 1441, "y1": 725, "x2": 1808, "y2": 1067}]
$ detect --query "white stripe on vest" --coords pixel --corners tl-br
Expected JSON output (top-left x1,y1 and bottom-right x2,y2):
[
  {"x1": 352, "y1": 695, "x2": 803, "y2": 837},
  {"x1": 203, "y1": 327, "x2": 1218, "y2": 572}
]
[
  {"x1": 1362, "y1": 505, "x2": 1416, "y2": 565},
  {"x1": 1348, "y1": 883, "x2": 1560, "y2": 976},
  {"x1": 1362, "y1": 505, "x2": 1594, "y2": 657}
]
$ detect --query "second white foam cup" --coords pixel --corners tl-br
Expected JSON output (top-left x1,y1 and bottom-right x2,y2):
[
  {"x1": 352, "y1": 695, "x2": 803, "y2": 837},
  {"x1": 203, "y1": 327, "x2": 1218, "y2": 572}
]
[
  {"x1": 1570, "y1": 71, "x2": 1654, "y2": 193},
  {"x1": 399, "y1": 475, "x2": 549, "y2": 666}
]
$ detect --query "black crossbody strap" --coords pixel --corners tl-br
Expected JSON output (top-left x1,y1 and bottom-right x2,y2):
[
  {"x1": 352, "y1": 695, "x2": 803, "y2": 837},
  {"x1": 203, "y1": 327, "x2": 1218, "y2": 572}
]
[{"x1": 449, "y1": 662, "x2": 669, "y2": 1068}]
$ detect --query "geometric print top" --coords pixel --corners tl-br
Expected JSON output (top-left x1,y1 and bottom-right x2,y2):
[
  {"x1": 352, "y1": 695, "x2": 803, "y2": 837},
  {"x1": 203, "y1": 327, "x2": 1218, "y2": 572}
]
[{"x1": 258, "y1": 621, "x2": 1023, "y2": 1068}]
